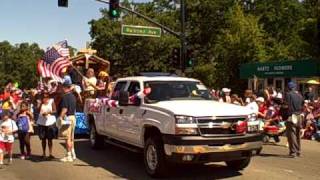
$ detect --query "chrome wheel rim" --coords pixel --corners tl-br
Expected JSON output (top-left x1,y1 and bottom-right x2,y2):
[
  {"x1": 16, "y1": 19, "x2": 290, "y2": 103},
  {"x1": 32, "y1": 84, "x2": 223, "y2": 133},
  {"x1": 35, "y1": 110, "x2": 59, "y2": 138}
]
[{"x1": 146, "y1": 144, "x2": 158, "y2": 171}]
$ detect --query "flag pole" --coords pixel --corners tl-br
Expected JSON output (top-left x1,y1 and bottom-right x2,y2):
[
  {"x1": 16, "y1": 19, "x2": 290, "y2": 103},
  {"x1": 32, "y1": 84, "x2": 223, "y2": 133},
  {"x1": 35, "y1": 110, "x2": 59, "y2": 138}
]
[{"x1": 69, "y1": 63, "x2": 98, "y2": 90}]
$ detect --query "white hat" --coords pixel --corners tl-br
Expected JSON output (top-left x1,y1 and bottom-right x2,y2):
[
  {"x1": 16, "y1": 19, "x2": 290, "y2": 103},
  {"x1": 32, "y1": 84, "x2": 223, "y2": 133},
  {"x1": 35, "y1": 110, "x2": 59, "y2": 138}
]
[
  {"x1": 256, "y1": 97, "x2": 265, "y2": 103},
  {"x1": 268, "y1": 106, "x2": 275, "y2": 111},
  {"x1": 222, "y1": 88, "x2": 231, "y2": 93}
]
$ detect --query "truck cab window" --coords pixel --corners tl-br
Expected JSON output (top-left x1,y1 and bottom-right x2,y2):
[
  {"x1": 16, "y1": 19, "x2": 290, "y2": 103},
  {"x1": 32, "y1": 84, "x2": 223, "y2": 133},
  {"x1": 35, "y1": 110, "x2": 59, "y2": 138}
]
[
  {"x1": 128, "y1": 81, "x2": 141, "y2": 96},
  {"x1": 111, "y1": 81, "x2": 127, "y2": 100}
]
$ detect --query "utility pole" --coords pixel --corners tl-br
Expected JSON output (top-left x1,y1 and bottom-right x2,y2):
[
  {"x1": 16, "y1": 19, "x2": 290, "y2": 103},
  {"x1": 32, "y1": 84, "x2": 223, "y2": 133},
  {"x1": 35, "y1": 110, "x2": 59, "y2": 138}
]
[{"x1": 180, "y1": 0, "x2": 186, "y2": 73}]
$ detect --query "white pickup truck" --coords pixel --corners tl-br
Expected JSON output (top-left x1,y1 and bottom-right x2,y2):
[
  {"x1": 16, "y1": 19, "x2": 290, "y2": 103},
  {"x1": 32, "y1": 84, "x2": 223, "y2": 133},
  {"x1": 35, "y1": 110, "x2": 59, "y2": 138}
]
[{"x1": 85, "y1": 75, "x2": 262, "y2": 177}]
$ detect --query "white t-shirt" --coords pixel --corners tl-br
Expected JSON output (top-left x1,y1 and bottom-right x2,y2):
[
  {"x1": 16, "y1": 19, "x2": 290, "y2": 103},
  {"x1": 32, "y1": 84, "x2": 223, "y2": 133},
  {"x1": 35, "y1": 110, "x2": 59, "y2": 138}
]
[
  {"x1": 246, "y1": 102, "x2": 259, "y2": 115},
  {"x1": 0, "y1": 119, "x2": 18, "y2": 143},
  {"x1": 276, "y1": 92, "x2": 283, "y2": 99},
  {"x1": 83, "y1": 77, "x2": 97, "y2": 92},
  {"x1": 37, "y1": 99, "x2": 56, "y2": 126}
]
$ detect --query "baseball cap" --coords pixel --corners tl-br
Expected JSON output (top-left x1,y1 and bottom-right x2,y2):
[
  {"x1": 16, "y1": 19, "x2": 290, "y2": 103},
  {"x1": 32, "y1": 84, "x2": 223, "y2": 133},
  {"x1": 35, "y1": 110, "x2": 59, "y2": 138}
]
[
  {"x1": 222, "y1": 88, "x2": 231, "y2": 93},
  {"x1": 63, "y1": 75, "x2": 72, "y2": 87},
  {"x1": 288, "y1": 81, "x2": 296, "y2": 89}
]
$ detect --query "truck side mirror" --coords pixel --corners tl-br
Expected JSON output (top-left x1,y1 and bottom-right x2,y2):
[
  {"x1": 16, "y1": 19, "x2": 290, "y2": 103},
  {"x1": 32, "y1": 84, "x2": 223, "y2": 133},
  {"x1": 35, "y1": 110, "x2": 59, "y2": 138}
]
[{"x1": 118, "y1": 91, "x2": 129, "y2": 106}]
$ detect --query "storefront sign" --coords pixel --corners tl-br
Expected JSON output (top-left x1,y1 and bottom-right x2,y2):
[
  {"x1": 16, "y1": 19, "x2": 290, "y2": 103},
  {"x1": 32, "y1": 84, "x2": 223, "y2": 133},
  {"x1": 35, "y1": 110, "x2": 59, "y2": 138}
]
[{"x1": 240, "y1": 60, "x2": 320, "y2": 79}]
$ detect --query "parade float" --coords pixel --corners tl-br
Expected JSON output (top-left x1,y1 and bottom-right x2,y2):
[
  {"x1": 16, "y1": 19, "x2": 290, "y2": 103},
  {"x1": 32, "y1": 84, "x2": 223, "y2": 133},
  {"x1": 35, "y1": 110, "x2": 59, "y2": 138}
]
[{"x1": 70, "y1": 47, "x2": 110, "y2": 135}]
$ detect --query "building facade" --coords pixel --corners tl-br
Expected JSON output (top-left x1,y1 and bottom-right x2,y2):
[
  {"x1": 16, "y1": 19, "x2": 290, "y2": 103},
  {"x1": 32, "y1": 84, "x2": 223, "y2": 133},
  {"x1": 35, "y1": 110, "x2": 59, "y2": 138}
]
[{"x1": 240, "y1": 60, "x2": 320, "y2": 95}]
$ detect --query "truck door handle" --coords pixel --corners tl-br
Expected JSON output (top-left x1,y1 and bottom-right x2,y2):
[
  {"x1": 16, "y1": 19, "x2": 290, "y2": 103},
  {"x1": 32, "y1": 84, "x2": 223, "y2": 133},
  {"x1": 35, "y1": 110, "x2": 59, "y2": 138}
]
[{"x1": 119, "y1": 109, "x2": 124, "y2": 114}]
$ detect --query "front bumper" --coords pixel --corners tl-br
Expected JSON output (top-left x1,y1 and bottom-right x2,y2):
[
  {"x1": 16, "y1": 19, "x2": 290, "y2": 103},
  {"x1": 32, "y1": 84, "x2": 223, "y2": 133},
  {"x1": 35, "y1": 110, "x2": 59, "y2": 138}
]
[{"x1": 163, "y1": 134, "x2": 262, "y2": 163}]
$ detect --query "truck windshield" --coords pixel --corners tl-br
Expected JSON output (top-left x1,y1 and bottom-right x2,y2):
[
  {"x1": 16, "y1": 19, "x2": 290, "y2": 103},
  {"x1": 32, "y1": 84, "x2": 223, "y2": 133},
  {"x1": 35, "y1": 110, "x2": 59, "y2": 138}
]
[{"x1": 144, "y1": 81, "x2": 211, "y2": 104}]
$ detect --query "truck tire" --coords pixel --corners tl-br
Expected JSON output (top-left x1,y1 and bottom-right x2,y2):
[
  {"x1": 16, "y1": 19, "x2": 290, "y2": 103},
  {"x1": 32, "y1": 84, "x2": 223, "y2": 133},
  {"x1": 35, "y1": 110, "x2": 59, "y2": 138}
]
[
  {"x1": 226, "y1": 157, "x2": 251, "y2": 170},
  {"x1": 144, "y1": 136, "x2": 168, "y2": 178},
  {"x1": 89, "y1": 123, "x2": 104, "y2": 149}
]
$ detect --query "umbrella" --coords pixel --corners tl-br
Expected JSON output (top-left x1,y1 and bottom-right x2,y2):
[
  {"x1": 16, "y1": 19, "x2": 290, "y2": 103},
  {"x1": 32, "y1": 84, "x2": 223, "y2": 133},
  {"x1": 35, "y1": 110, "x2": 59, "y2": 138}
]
[{"x1": 306, "y1": 80, "x2": 320, "y2": 85}]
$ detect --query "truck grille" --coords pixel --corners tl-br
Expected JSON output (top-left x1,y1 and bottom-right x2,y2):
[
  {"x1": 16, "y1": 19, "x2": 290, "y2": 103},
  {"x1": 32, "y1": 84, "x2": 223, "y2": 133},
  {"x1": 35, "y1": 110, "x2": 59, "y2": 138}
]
[
  {"x1": 200, "y1": 128, "x2": 233, "y2": 135},
  {"x1": 196, "y1": 116, "x2": 246, "y2": 137}
]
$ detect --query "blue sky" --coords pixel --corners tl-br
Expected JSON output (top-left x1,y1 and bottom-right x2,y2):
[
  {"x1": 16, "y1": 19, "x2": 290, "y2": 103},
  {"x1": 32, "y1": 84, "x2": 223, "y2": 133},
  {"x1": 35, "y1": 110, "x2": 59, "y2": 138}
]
[{"x1": 0, "y1": 0, "x2": 148, "y2": 50}]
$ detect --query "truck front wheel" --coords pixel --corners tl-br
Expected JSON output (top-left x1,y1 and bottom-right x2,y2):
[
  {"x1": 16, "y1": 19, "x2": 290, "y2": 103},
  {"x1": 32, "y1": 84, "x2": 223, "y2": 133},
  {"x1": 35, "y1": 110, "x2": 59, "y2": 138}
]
[
  {"x1": 89, "y1": 123, "x2": 104, "y2": 149},
  {"x1": 144, "y1": 136, "x2": 168, "y2": 177},
  {"x1": 225, "y1": 157, "x2": 251, "y2": 170}
]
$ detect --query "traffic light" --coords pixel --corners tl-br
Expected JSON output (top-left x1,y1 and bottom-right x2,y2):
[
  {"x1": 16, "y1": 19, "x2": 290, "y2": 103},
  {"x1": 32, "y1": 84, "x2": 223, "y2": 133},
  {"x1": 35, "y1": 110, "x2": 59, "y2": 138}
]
[
  {"x1": 58, "y1": 0, "x2": 68, "y2": 7},
  {"x1": 186, "y1": 48, "x2": 194, "y2": 68},
  {"x1": 109, "y1": 0, "x2": 121, "y2": 18},
  {"x1": 171, "y1": 48, "x2": 180, "y2": 68}
]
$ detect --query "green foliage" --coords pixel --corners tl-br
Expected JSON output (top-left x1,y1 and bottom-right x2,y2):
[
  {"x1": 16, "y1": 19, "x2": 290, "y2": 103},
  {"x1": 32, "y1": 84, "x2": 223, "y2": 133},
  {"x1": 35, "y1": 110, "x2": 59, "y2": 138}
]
[
  {"x1": 88, "y1": 0, "x2": 319, "y2": 90},
  {"x1": 0, "y1": 41, "x2": 44, "y2": 89},
  {"x1": 212, "y1": 3, "x2": 267, "y2": 92},
  {"x1": 89, "y1": 3, "x2": 179, "y2": 77}
]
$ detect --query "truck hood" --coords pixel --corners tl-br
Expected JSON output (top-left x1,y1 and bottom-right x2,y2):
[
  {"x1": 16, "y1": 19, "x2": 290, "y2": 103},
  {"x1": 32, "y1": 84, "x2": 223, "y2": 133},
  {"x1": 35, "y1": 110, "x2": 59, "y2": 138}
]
[{"x1": 148, "y1": 100, "x2": 251, "y2": 117}]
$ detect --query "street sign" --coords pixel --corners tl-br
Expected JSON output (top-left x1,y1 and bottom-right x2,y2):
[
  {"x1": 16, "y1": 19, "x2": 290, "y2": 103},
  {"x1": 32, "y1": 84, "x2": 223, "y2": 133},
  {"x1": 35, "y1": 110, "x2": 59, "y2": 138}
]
[{"x1": 121, "y1": 25, "x2": 161, "y2": 37}]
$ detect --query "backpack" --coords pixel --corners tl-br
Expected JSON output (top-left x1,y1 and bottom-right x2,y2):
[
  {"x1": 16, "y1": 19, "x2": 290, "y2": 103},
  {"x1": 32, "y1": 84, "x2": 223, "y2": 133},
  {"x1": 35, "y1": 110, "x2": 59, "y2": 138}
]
[{"x1": 16, "y1": 116, "x2": 29, "y2": 132}]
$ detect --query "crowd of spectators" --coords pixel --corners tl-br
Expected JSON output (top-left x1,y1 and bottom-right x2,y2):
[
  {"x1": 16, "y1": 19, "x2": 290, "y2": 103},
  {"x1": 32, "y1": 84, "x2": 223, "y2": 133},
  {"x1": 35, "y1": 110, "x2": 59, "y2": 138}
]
[{"x1": 210, "y1": 85, "x2": 320, "y2": 141}]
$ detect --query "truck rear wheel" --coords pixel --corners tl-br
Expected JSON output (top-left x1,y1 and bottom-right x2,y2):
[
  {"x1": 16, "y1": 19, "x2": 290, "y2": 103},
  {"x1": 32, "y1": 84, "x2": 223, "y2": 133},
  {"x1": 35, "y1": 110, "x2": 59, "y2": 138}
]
[
  {"x1": 144, "y1": 136, "x2": 168, "y2": 178},
  {"x1": 89, "y1": 123, "x2": 104, "y2": 149},
  {"x1": 225, "y1": 157, "x2": 251, "y2": 170}
]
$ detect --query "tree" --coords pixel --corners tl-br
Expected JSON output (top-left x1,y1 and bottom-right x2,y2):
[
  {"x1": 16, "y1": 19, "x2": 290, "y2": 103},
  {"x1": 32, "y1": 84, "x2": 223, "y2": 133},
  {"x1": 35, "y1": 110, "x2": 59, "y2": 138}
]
[
  {"x1": 0, "y1": 41, "x2": 44, "y2": 88},
  {"x1": 89, "y1": 2, "x2": 179, "y2": 77},
  {"x1": 252, "y1": 0, "x2": 310, "y2": 60},
  {"x1": 211, "y1": 3, "x2": 267, "y2": 92},
  {"x1": 88, "y1": 0, "x2": 319, "y2": 92}
]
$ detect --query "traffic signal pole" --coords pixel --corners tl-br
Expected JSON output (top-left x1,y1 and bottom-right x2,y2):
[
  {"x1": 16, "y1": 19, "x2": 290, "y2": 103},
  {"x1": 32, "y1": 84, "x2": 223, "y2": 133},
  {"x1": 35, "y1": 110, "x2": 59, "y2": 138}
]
[
  {"x1": 96, "y1": 0, "x2": 180, "y2": 37},
  {"x1": 95, "y1": 0, "x2": 187, "y2": 73},
  {"x1": 180, "y1": 0, "x2": 186, "y2": 73}
]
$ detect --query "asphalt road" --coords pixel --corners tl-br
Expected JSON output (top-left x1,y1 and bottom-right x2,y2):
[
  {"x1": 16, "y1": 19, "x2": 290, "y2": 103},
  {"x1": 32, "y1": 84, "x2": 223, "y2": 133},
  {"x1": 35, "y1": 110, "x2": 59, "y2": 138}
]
[{"x1": 1, "y1": 136, "x2": 319, "y2": 180}]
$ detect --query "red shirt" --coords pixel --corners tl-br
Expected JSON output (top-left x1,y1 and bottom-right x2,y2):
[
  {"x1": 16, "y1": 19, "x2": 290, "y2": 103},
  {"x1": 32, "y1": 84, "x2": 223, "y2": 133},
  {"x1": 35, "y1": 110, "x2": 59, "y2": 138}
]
[{"x1": 258, "y1": 104, "x2": 267, "y2": 118}]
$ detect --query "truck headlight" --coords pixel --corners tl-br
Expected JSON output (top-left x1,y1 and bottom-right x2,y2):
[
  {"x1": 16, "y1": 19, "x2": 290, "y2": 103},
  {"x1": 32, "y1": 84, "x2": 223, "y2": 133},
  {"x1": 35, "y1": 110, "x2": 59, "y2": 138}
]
[
  {"x1": 248, "y1": 114, "x2": 257, "y2": 122},
  {"x1": 175, "y1": 115, "x2": 196, "y2": 124},
  {"x1": 175, "y1": 115, "x2": 198, "y2": 135}
]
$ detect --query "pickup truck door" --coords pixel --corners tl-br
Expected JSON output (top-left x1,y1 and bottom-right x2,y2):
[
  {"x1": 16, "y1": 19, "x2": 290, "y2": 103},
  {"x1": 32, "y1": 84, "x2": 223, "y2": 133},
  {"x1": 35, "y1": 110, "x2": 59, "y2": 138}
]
[
  {"x1": 106, "y1": 81, "x2": 128, "y2": 137},
  {"x1": 116, "y1": 81, "x2": 143, "y2": 146}
]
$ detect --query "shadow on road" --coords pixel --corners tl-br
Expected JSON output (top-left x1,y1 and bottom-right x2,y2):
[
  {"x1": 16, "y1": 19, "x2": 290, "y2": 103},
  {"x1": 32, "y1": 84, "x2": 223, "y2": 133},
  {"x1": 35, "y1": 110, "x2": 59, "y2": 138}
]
[
  {"x1": 257, "y1": 153, "x2": 292, "y2": 159},
  {"x1": 72, "y1": 140, "x2": 243, "y2": 180}
]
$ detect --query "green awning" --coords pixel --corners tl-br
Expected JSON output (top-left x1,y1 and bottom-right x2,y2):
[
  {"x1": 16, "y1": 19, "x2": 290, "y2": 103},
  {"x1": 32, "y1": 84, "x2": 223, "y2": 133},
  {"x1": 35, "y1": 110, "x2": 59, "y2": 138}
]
[{"x1": 240, "y1": 60, "x2": 320, "y2": 79}]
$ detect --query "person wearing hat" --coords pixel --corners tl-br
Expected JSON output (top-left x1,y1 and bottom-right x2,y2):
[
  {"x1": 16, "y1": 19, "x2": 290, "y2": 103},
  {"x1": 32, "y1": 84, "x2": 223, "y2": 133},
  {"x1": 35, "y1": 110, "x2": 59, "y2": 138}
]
[
  {"x1": 246, "y1": 95, "x2": 259, "y2": 115},
  {"x1": 256, "y1": 97, "x2": 267, "y2": 119},
  {"x1": 285, "y1": 81, "x2": 304, "y2": 158},
  {"x1": 57, "y1": 80, "x2": 77, "y2": 162},
  {"x1": 96, "y1": 71, "x2": 109, "y2": 98},
  {"x1": 219, "y1": 88, "x2": 232, "y2": 103}
]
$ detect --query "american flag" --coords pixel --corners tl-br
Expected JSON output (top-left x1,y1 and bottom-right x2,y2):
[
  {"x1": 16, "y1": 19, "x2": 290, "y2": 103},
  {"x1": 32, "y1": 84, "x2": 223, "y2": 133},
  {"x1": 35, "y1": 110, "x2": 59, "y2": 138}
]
[{"x1": 37, "y1": 40, "x2": 71, "y2": 82}]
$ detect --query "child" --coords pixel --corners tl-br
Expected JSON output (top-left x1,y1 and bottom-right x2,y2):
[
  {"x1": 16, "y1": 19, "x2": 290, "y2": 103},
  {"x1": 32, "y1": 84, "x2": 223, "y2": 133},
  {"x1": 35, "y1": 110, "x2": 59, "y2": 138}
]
[
  {"x1": 0, "y1": 111, "x2": 18, "y2": 168},
  {"x1": 16, "y1": 101, "x2": 33, "y2": 160}
]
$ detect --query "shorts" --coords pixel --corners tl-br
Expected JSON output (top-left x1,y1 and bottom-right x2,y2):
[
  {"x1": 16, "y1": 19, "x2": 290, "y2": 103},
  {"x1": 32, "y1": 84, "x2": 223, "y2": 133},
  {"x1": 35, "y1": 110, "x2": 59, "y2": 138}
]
[
  {"x1": 58, "y1": 115, "x2": 76, "y2": 140},
  {"x1": 38, "y1": 125, "x2": 57, "y2": 140},
  {"x1": 0, "y1": 141, "x2": 13, "y2": 153}
]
